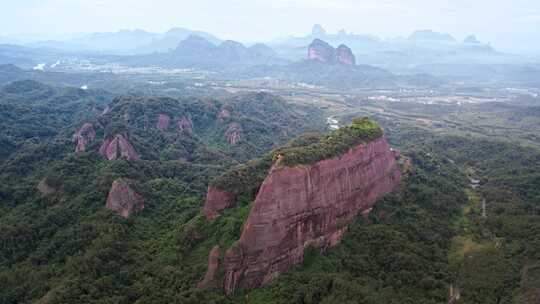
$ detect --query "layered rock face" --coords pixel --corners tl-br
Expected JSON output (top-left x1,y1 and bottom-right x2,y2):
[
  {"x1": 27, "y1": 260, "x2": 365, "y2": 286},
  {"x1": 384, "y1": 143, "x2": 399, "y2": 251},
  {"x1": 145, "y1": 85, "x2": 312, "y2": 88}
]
[
  {"x1": 308, "y1": 39, "x2": 356, "y2": 65},
  {"x1": 197, "y1": 245, "x2": 221, "y2": 289},
  {"x1": 106, "y1": 179, "x2": 145, "y2": 218},
  {"x1": 156, "y1": 114, "x2": 171, "y2": 130},
  {"x1": 73, "y1": 123, "x2": 96, "y2": 152},
  {"x1": 99, "y1": 134, "x2": 140, "y2": 161},
  {"x1": 308, "y1": 39, "x2": 336, "y2": 63},
  {"x1": 222, "y1": 137, "x2": 401, "y2": 295},
  {"x1": 336, "y1": 44, "x2": 356, "y2": 65},
  {"x1": 225, "y1": 123, "x2": 243, "y2": 145},
  {"x1": 203, "y1": 187, "x2": 237, "y2": 220}
]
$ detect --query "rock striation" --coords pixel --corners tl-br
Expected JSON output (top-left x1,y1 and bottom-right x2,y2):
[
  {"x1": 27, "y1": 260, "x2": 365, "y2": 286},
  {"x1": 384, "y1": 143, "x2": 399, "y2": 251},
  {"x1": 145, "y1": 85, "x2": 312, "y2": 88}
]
[
  {"x1": 308, "y1": 39, "x2": 356, "y2": 65},
  {"x1": 197, "y1": 245, "x2": 221, "y2": 289},
  {"x1": 99, "y1": 134, "x2": 140, "y2": 161},
  {"x1": 106, "y1": 179, "x2": 145, "y2": 218},
  {"x1": 225, "y1": 123, "x2": 243, "y2": 145},
  {"x1": 73, "y1": 123, "x2": 96, "y2": 153},
  {"x1": 222, "y1": 137, "x2": 401, "y2": 295}
]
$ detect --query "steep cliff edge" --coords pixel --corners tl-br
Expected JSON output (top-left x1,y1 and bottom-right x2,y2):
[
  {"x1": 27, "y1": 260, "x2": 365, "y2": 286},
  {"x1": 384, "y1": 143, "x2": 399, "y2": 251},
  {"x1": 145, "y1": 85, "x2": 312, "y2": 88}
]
[
  {"x1": 200, "y1": 118, "x2": 401, "y2": 295},
  {"x1": 73, "y1": 123, "x2": 96, "y2": 153},
  {"x1": 223, "y1": 137, "x2": 401, "y2": 294},
  {"x1": 308, "y1": 39, "x2": 356, "y2": 65},
  {"x1": 99, "y1": 133, "x2": 140, "y2": 161}
]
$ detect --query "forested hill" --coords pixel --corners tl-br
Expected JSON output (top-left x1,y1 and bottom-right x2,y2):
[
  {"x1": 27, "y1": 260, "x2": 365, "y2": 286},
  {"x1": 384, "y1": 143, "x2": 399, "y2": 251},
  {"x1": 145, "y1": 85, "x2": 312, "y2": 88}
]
[{"x1": 0, "y1": 80, "x2": 327, "y2": 303}]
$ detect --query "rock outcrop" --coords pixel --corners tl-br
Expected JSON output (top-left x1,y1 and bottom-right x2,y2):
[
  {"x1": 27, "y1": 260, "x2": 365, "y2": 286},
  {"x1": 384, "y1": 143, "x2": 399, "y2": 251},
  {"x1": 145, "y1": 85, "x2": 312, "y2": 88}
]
[
  {"x1": 222, "y1": 137, "x2": 401, "y2": 295},
  {"x1": 218, "y1": 108, "x2": 231, "y2": 120},
  {"x1": 106, "y1": 179, "x2": 145, "y2": 218},
  {"x1": 37, "y1": 179, "x2": 56, "y2": 197},
  {"x1": 225, "y1": 123, "x2": 243, "y2": 145},
  {"x1": 203, "y1": 187, "x2": 237, "y2": 220},
  {"x1": 73, "y1": 123, "x2": 96, "y2": 152},
  {"x1": 99, "y1": 134, "x2": 140, "y2": 161},
  {"x1": 197, "y1": 245, "x2": 221, "y2": 289},
  {"x1": 336, "y1": 44, "x2": 356, "y2": 65},
  {"x1": 308, "y1": 39, "x2": 356, "y2": 65},
  {"x1": 156, "y1": 114, "x2": 171, "y2": 130},
  {"x1": 308, "y1": 39, "x2": 336, "y2": 63},
  {"x1": 177, "y1": 115, "x2": 193, "y2": 134}
]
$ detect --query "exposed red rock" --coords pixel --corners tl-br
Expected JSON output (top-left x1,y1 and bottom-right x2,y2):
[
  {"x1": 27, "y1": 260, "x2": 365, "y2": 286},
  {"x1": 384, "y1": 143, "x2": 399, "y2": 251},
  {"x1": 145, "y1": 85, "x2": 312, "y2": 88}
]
[
  {"x1": 73, "y1": 123, "x2": 96, "y2": 153},
  {"x1": 37, "y1": 179, "x2": 56, "y2": 197},
  {"x1": 106, "y1": 179, "x2": 145, "y2": 218},
  {"x1": 225, "y1": 123, "x2": 243, "y2": 145},
  {"x1": 222, "y1": 137, "x2": 401, "y2": 295},
  {"x1": 203, "y1": 187, "x2": 238, "y2": 220},
  {"x1": 336, "y1": 44, "x2": 356, "y2": 65},
  {"x1": 308, "y1": 39, "x2": 356, "y2": 66},
  {"x1": 177, "y1": 115, "x2": 193, "y2": 134},
  {"x1": 99, "y1": 134, "x2": 140, "y2": 161},
  {"x1": 308, "y1": 39, "x2": 336, "y2": 63},
  {"x1": 156, "y1": 114, "x2": 171, "y2": 130},
  {"x1": 197, "y1": 245, "x2": 221, "y2": 289}
]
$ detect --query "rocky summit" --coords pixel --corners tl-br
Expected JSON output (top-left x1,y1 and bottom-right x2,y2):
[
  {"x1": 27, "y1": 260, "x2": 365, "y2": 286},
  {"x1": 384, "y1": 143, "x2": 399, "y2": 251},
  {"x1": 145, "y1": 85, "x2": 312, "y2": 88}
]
[
  {"x1": 99, "y1": 133, "x2": 140, "y2": 161},
  {"x1": 200, "y1": 119, "x2": 401, "y2": 295},
  {"x1": 308, "y1": 39, "x2": 356, "y2": 65},
  {"x1": 73, "y1": 123, "x2": 96, "y2": 153},
  {"x1": 106, "y1": 179, "x2": 145, "y2": 218}
]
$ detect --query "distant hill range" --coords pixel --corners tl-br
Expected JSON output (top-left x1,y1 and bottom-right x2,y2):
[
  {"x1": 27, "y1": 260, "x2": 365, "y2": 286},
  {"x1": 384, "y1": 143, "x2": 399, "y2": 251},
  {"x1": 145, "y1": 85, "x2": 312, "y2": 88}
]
[
  {"x1": 28, "y1": 27, "x2": 222, "y2": 55},
  {"x1": 123, "y1": 35, "x2": 285, "y2": 69},
  {"x1": 270, "y1": 24, "x2": 509, "y2": 71}
]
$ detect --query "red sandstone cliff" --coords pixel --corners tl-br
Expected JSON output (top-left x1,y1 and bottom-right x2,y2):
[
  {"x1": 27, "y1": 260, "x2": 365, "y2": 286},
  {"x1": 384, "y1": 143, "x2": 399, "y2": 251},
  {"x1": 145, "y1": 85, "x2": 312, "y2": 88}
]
[
  {"x1": 99, "y1": 134, "x2": 140, "y2": 161},
  {"x1": 336, "y1": 44, "x2": 356, "y2": 65},
  {"x1": 73, "y1": 123, "x2": 96, "y2": 153},
  {"x1": 203, "y1": 187, "x2": 237, "y2": 220},
  {"x1": 156, "y1": 114, "x2": 171, "y2": 130},
  {"x1": 197, "y1": 245, "x2": 221, "y2": 289},
  {"x1": 225, "y1": 123, "x2": 243, "y2": 145},
  {"x1": 106, "y1": 179, "x2": 145, "y2": 218},
  {"x1": 308, "y1": 39, "x2": 336, "y2": 63},
  {"x1": 222, "y1": 137, "x2": 401, "y2": 295}
]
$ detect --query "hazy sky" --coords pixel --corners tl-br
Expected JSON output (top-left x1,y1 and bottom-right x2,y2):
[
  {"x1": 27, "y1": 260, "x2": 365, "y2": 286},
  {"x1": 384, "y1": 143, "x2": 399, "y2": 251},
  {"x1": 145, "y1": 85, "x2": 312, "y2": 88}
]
[{"x1": 2, "y1": 0, "x2": 540, "y2": 51}]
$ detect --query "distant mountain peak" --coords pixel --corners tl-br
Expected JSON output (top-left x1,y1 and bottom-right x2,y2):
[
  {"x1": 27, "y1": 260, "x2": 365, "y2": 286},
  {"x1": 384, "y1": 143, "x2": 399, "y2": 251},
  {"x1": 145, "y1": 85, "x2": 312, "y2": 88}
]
[
  {"x1": 308, "y1": 39, "x2": 356, "y2": 65},
  {"x1": 312, "y1": 24, "x2": 327, "y2": 37},
  {"x1": 409, "y1": 30, "x2": 456, "y2": 42},
  {"x1": 175, "y1": 35, "x2": 215, "y2": 50}
]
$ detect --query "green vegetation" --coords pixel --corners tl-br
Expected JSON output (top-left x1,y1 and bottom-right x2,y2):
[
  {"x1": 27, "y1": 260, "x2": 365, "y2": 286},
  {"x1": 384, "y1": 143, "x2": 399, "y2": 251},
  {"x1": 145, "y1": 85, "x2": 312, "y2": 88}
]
[
  {"x1": 275, "y1": 117, "x2": 383, "y2": 166},
  {"x1": 245, "y1": 150, "x2": 468, "y2": 304},
  {"x1": 210, "y1": 118, "x2": 382, "y2": 197},
  {"x1": 1, "y1": 77, "x2": 540, "y2": 303}
]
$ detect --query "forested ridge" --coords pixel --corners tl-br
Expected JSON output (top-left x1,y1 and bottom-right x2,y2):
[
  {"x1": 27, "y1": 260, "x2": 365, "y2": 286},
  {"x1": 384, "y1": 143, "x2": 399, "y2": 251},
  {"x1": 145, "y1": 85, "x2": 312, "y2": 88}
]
[{"x1": 0, "y1": 79, "x2": 539, "y2": 303}]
